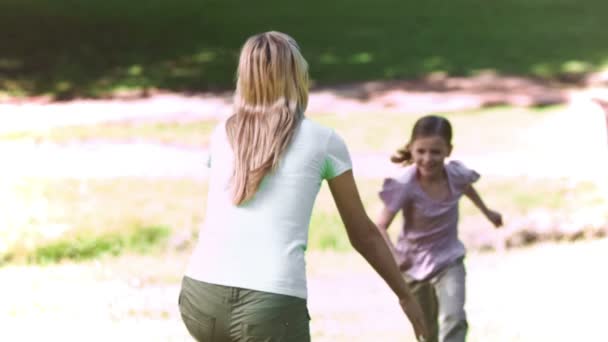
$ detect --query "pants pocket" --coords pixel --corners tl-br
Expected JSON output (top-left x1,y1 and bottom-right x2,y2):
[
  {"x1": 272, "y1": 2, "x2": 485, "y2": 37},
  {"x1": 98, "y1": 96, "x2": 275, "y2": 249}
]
[
  {"x1": 179, "y1": 290, "x2": 216, "y2": 341},
  {"x1": 241, "y1": 310, "x2": 287, "y2": 342},
  {"x1": 241, "y1": 303, "x2": 310, "y2": 342}
]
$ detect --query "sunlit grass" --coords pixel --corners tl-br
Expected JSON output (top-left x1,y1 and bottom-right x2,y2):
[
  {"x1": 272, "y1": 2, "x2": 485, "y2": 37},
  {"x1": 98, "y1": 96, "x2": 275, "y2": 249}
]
[
  {"x1": 2, "y1": 174, "x2": 604, "y2": 263},
  {"x1": 0, "y1": 120, "x2": 217, "y2": 147},
  {"x1": 314, "y1": 105, "x2": 560, "y2": 154},
  {"x1": 0, "y1": 106, "x2": 561, "y2": 158},
  {"x1": 1, "y1": 104, "x2": 605, "y2": 263},
  {"x1": 24, "y1": 225, "x2": 170, "y2": 264},
  {"x1": 0, "y1": 178, "x2": 207, "y2": 264}
]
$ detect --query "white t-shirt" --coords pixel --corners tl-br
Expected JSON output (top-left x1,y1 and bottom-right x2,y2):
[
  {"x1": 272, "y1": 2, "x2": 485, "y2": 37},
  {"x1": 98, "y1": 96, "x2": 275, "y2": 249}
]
[{"x1": 185, "y1": 118, "x2": 352, "y2": 299}]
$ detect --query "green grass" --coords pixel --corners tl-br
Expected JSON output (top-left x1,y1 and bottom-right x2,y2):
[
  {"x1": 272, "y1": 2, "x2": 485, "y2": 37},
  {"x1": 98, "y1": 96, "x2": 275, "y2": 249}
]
[
  {"x1": 24, "y1": 225, "x2": 170, "y2": 264},
  {"x1": 315, "y1": 105, "x2": 559, "y2": 154},
  {"x1": 1, "y1": 105, "x2": 605, "y2": 264},
  {"x1": 1, "y1": 174, "x2": 604, "y2": 264},
  {"x1": 1, "y1": 0, "x2": 608, "y2": 98},
  {"x1": 0, "y1": 105, "x2": 559, "y2": 156},
  {"x1": 0, "y1": 120, "x2": 218, "y2": 147},
  {"x1": 0, "y1": 178, "x2": 208, "y2": 264}
]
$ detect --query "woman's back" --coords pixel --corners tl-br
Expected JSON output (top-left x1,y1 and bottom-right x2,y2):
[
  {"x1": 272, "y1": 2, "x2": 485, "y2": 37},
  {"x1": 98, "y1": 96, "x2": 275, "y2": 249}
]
[
  {"x1": 179, "y1": 31, "x2": 428, "y2": 342},
  {"x1": 186, "y1": 118, "x2": 351, "y2": 299}
]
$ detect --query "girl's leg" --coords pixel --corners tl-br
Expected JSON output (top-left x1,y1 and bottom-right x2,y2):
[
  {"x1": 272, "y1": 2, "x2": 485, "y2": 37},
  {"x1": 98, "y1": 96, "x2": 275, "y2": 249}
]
[
  {"x1": 432, "y1": 260, "x2": 468, "y2": 342},
  {"x1": 405, "y1": 276, "x2": 439, "y2": 342}
]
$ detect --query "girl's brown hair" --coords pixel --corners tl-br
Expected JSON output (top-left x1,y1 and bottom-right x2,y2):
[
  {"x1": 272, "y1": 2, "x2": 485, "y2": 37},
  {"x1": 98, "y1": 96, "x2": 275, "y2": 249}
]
[{"x1": 391, "y1": 115, "x2": 453, "y2": 165}]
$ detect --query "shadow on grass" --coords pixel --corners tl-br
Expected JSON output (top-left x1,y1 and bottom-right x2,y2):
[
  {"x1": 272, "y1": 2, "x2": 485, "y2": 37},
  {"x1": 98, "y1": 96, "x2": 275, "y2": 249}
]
[{"x1": 1, "y1": 0, "x2": 608, "y2": 100}]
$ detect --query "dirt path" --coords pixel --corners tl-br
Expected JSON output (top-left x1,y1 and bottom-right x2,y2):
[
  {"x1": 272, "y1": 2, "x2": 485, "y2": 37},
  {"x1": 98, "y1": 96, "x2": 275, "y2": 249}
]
[
  {"x1": 1, "y1": 239, "x2": 607, "y2": 341},
  {"x1": 0, "y1": 74, "x2": 576, "y2": 133},
  {"x1": 0, "y1": 80, "x2": 606, "y2": 181},
  {"x1": 1, "y1": 141, "x2": 604, "y2": 181},
  {"x1": 2, "y1": 96, "x2": 606, "y2": 181}
]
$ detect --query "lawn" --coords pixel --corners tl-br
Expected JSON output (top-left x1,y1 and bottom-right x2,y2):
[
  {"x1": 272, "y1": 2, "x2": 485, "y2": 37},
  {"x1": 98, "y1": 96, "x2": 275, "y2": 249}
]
[
  {"x1": 1, "y1": 104, "x2": 606, "y2": 263},
  {"x1": 1, "y1": 0, "x2": 608, "y2": 98},
  {"x1": 0, "y1": 120, "x2": 218, "y2": 147},
  {"x1": 0, "y1": 105, "x2": 559, "y2": 156},
  {"x1": 1, "y1": 173, "x2": 603, "y2": 263}
]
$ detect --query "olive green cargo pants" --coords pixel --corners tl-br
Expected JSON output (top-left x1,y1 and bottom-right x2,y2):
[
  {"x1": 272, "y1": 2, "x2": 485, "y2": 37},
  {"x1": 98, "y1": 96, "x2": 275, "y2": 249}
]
[{"x1": 179, "y1": 276, "x2": 311, "y2": 342}]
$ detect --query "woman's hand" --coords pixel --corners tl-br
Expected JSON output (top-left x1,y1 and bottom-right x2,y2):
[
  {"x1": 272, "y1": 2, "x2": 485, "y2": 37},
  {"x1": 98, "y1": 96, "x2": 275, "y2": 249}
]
[{"x1": 399, "y1": 295, "x2": 429, "y2": 341}]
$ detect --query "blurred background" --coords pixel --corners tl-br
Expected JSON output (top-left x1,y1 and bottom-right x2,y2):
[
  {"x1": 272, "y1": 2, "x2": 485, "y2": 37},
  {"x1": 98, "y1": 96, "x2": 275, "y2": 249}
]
[{"x1": 1, "y1": 0, "x2": 607, "y2": 341}]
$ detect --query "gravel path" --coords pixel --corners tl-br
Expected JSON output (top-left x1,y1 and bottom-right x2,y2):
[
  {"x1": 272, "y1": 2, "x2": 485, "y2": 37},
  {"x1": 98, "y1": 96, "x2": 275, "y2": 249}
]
[
  {"x1": 1, "y1": 87, "x2": 607, "y2": 181},
  {"x1": 1, "y1": 133, "x2": 606, "y2": 181},
  {"x1": 2, "y1": 239, "x2": 608, "y2": 341},
  {"x1": 0, "y1": 75, "x2": 585, "y2": 133},
  {"x1": 1, "y1": 84, "x2": 607, "y2": 182}
]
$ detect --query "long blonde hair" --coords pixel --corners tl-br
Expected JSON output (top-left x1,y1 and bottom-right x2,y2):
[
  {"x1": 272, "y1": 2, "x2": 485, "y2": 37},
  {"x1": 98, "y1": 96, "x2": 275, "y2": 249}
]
[{"x1": 226, "y1": 31, "x2": 309, "y2": 205}]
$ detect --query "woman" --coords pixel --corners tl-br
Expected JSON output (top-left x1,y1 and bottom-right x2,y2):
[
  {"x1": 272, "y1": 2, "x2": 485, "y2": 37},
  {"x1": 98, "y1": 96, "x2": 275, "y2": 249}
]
[{"x1": 179, "y1": 31, "x2": 427, "y2": 341}]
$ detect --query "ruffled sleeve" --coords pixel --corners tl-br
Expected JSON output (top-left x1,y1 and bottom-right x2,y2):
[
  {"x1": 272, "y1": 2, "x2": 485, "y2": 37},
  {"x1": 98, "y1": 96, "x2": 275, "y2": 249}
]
[
  {"x1": 447, "y1": 160, "x2": 480, "y2": 192},
  {"x1": 379, "y1": 178, "x2": 409, "y2": 213}
]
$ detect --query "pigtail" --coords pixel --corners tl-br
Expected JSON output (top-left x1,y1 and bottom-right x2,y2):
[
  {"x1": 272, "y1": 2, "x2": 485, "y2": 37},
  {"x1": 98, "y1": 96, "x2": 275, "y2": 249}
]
[{"x1": 390, "y1": 145, "x2": 413, "y2": 165}]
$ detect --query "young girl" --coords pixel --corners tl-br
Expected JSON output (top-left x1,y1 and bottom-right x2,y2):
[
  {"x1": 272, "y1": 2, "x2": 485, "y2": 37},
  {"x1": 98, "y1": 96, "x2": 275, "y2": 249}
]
[{"x1": 376, "y1": 115, "x2": 502, "y2": 342}]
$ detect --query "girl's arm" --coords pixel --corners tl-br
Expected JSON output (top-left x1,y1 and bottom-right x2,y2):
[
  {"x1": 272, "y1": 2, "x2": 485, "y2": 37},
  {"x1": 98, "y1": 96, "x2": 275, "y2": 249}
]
[
  {"x1": 376, "y1": 207, "x2": 400, "y2": 258},
  {"x1": 328, "y1": 170, "x2": 428, "y2": 340},
  {"x1": 463, "y1": 185, "x2": 503, "y2": 228}
]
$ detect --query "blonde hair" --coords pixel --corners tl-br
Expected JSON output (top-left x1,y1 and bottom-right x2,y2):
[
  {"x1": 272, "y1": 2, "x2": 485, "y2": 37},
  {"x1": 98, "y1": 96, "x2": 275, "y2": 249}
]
[{"x1": 226, "y1": 31, "x2": 309, "y2": 205}]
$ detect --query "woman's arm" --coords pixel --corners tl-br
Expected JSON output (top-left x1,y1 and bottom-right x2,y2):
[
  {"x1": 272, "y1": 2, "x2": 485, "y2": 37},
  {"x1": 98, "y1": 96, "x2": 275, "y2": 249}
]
[
  {"x1": 328, "y1": 170, "x2": 427, "y2": 340},
  {"x1": 463, "y1": 185, "x2": 503, "y2": 228}
]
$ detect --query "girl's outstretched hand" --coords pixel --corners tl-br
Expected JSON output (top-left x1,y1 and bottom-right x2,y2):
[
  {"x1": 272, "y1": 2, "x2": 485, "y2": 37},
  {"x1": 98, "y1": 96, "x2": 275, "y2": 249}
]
[
  {"x1": 485, "y1": 209, "x2": 503, "y2": 228},
  {"x1": 399, "y1": 296, "x2": 428, "y2": 341}
]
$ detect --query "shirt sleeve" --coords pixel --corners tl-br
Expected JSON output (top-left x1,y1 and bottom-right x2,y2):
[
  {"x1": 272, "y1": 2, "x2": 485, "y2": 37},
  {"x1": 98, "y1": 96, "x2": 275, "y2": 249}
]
[
  {"x1": 379, "y1": 178, "x2": 408, "y2": 213},
  {"x1": 448, "y1": 160, "x2": 480, "y2": 191},
  {"x1": 321, "y1": 130, "x2": 353, "y2": 180}
]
